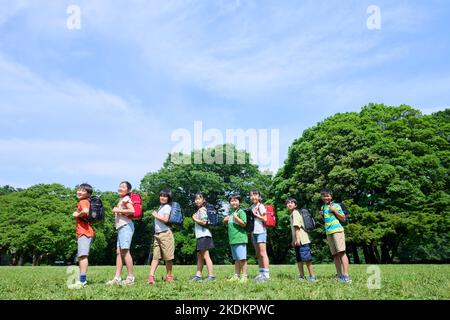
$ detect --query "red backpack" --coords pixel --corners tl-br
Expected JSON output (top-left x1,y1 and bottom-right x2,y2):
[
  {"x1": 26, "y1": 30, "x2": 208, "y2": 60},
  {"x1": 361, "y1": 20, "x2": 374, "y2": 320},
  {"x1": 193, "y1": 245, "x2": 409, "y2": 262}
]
[
  {"x1": 130, "y1": 193, "x2": 143, "y2": 220},
  {"x1": 259, "y1": 204, "x2": 276, "y2": 228}
]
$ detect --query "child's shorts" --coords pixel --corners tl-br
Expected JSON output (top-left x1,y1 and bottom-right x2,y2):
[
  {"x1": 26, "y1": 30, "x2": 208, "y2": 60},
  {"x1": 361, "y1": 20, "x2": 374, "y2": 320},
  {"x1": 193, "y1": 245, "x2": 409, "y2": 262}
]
[
  {"x1": 252, "y1": 232, "x2": 267, "y2": 244},
  {"x1": 327, "y1": 232, "x2": 346, "y2": 255},
  {"x1": 117, "y1": 222, "x2": 135, "y2": 249},
  {"x1": 230, "y1": 244, "x2": 247, "y2": 261},
  {"x1": 295, "y1": 244, "x2": 312, "y2": 262},
  {"x1": 196, "y1": 236, "x2": 215, "y2": 251},
  {"x1": 153, "y1": 230, "x2": 175, "y2": 261},
  {"x1": 77, "y1": 235, "x2": 93, "y2": 258}
]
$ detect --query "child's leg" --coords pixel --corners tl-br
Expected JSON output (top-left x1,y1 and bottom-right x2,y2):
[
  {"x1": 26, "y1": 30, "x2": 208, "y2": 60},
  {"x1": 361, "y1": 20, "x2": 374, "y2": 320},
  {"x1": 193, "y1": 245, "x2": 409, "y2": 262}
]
[
  {"x1": 114, "y1": 247, "x2": 123, "y2": 279},
  {"x1": 240, "y1": 259, "x2": 248, "y2": 276},
  {"x1": 333, "y1": 254, "x2": 342, "y2": 276},
  {"x1": 253, "y1": 241, "x2": 262, "y2": 269},
  {"x1": 165, "y1": 260, "x2": 173, "y2": 276},
  {"x1": 234, "y1": 260, "x2": 240, "y2": 276},
  {"x1": 196, "y1": 251, "x2": 204, "y2": 277},
  {"x1": 258, "y1": 242, "x2": 270, "y2": 277},
  {"x1": 122, "y1": 249, "x2": 134, "y2": 277},
  {"x1": 297, "y1": 261, "x2": 304, "y2": 278},
  {"x1": 149, "y1": 259, "x2": 159, "y2": 277},
  {"x1": 79, "y1": 256, "x2": 88, "y2": 281},
  {"x1": 203, "y1": 250, "x2": 214, "y2": 276},
  {"x1": 339, "y1": 251, "x2": 350, "y2": 276},
  {"x1": 305, "y1": 261, "x2": 315, "y2": 277}
]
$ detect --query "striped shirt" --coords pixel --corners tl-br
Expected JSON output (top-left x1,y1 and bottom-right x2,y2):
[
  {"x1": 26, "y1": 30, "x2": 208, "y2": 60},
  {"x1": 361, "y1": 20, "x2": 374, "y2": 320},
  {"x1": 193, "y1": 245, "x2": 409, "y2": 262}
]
[{"x1": 321, "y1": 203, "x2": 345, "y2": 235}]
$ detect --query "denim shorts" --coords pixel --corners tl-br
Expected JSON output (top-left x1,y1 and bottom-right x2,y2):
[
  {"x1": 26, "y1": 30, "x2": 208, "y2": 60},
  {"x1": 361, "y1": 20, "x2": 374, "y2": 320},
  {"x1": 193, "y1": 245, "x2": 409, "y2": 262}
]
[
  {"x1": 295, "y1": 244, "x2": 312, "y2": 262},
  {"x1": 77, "y1": 235, "x2": 93, "y2": 258},
  {"x1": 230, "y1": 244, "x2": 247, "y2": 261},
  {"x1": 117, "y1": 223, "x2": 135, "y2": 249},
  {"x1": 252, "y1": 232, "x2": 267, "y2": 244}
]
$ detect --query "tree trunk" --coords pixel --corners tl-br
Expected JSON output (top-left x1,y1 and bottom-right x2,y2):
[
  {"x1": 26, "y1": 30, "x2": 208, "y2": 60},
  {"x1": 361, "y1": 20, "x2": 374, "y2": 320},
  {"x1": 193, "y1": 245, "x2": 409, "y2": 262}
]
[
  {"x1": 372, "y1": 244, "x2": 381, "y2": 263},
  {"x1": 351, "y1": 243, "x2": 360, "y2": 264},
  {"x1": 381, "y1": 242, "x2": 390, "y2": 264},
  {"x1": 362, "y1": 244, "x2": 370, "y2": 264}
]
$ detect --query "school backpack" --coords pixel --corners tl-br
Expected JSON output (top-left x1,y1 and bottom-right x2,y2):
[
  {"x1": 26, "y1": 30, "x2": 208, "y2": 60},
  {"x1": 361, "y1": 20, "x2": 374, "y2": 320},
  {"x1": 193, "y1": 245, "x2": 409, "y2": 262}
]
[
  {"x1": 87, "y1": 196, "x2": 104, "y2": 223},
  {"x1": 333, "y1": 202, "x2": 349, "y2": 226},
  {"x1": 130, "y1": 193, "x2": 142, "y2": 220},
  {"x1": 262, "y1": 204, "x2": 276, "y2": 228},
  {"x1": 244, "y1": 208, "x2": 255, "y2": 233},
  {"x1": 168, "y1": 201, "x2": 183, "y2": 226},
  {"x1": 300, "y1": 208, "x2": 316, "y2": 232},
  {"x1": 206, "y1": 203, "x2": 220, "y2": 227}
]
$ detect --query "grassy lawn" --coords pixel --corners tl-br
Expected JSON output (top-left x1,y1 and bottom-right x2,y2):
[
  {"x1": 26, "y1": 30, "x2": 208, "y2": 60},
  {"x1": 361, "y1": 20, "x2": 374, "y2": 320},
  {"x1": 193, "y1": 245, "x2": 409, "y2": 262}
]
[{"x1": 0, "y1": 264, "x2": 448, "y2": 300}]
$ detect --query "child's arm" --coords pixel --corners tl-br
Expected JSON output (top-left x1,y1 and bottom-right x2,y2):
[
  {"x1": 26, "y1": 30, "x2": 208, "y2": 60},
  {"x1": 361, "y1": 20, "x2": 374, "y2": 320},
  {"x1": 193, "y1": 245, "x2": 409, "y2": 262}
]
[
  {"x1": 233, "y1": 213, "x2": 246, "y2": 228},
  {"x1": 253, "y1": 207, "x2": 267, "y2": 222},
  {"x1": 152, "y1": 209, "x2": 170, "y2": 223},
  {"x1": 73, "y1": 202, "x2": 89, "y2": 218},
  {"x1": 330, "y1": 205, "x2": 345, "y2": 221},
  {"x1": 293, "y1": 226, "x2": 301, "y2": 247},
  {"x1": 192, "y1": 214, "x2": 208, "y2": 226},
  {"x1": 223, "y1": 215, "x2": 230, "y2": 224},
  {"x1": 113, "y1": 202, "x2": 135, "y2": 217}
]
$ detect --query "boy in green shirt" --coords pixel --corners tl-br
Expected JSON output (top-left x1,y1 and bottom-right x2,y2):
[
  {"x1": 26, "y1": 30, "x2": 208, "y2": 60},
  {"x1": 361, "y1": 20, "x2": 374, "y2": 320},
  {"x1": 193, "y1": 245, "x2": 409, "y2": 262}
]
[{"x1": 223, "y1": 194, "x2": 248, "y2": 283}]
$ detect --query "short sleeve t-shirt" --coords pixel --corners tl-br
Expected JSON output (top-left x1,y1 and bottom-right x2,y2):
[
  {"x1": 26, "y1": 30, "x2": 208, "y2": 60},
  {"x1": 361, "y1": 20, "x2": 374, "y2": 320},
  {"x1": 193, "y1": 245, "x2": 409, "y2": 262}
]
[
  {"x1": 194, "y1": 207, "x2": 212, "y2": 239},
  {"x1": 322, "y1": 203, "x2": 345, "y2": 235},
  {"x1": 251, "y1": 203, "x2": 267, "y2": 234},
  {"x1": 227, "y1": 208, "x2": 248, "y2": 245},
  {"x1": 155, "y1": 204, "x2": 171, "y2": 234},
  {"x1": 76, "y1": 199, "x2": 94, "y2": 238},
  {"x1": 115, "y1": 195, "x2": 134, "y2": 230},
  {"x1": 290, "y1": 210, "x2": 310, "y2": 245}
]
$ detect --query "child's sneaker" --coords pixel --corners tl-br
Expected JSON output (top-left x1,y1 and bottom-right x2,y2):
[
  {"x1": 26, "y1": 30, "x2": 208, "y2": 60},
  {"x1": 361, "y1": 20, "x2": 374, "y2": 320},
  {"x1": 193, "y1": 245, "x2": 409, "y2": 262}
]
[
  {"x1": 308, "y1": 275, "x2": 318, "y2": 282},
  {"x1": 166, "y1": 275, "x2": 174, "y2": 283},
  {"x1": 205, "y1": 275, "x2": 216, "y2": 281},
  {"x1": 255, "y1": 275, "x2": 270, "y2": 283},
  {"x1": 239, "y1": 275, "x2": 248, "y2": 284},
  {"x1": 298, "y1": 275, "x2": 306, "y2": 282},
  {"x1": 339, "y1": 275, "x2": 352, "y2": 283},
  {"x1": 190, "y1": 275, "x2": 203, "y2": 282},
  {"x1": 227, "y1": 274, "x2": 240, "y2": 282},
  {"x1": 121, "y1": 276, "x2": 135, "y2": 286},
  {"x1": 106, "y1": 277, "x2": 122, "y2": 285},
  {"x1": 147, "y1": 275, "x2": 155, "y2": 285}
]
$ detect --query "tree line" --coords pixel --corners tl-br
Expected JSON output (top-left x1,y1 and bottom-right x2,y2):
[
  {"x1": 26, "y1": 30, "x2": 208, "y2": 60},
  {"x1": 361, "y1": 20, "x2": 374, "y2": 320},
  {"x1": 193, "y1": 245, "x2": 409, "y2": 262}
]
[{"x1": 0, "y1": 103, "x2": 448, "y2": 265}]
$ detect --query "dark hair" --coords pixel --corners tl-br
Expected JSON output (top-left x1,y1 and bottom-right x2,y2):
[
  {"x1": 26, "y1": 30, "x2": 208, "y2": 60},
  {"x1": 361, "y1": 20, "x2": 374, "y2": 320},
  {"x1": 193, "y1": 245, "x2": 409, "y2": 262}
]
[
  {"x1": 78, "y1": 183, "x2": 93, "y2": 195},
  {"x1": 228, "y1": 193, "x2": 241, "y2": 203},
  {"x1": 285, "y1": 197, "x2": 298, "y2": 206},
  {"x1": 320, "y1": 189, "x2": 333, "y2": 196},
  {"x1": 120, "y1": 181, "x2": 132, "y2": 195},
  {"x1": 249, "y1": 190, "x2": 261, "y2": 196},
  {"x1": 159, "y1": 189, "x2": 173, "y2": 203},
  {"x1": 194, "y1": 192, "x2": 206, "y2": 207}
]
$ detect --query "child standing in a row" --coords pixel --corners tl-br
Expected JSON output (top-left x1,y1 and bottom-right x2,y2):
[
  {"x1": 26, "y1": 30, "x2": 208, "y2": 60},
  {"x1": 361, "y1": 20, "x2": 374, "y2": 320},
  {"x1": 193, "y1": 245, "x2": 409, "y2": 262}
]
[
  {"x1": 191, "y1": 192, "x2": 215, "y2": 281},
  {"x1": 224, "y1": 194, "x2": 248, "y2": 283}
]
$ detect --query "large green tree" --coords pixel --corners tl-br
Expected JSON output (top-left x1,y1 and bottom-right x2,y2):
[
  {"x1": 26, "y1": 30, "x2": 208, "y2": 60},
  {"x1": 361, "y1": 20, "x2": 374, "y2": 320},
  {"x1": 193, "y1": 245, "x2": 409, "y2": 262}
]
[{"x1": 272, "y1": 104, "x2": 450, "y2": 263}]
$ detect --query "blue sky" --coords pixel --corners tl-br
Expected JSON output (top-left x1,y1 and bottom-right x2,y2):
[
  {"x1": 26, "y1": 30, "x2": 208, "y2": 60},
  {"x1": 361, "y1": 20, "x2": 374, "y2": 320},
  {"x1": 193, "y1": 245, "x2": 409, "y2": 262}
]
[{"x1": 0, "y1": 0, "x2": 449, "y2": 191}]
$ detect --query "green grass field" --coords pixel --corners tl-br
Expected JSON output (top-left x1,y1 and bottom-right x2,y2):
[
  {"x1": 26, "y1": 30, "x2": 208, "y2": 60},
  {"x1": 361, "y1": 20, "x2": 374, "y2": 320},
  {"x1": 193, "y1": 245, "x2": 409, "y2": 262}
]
[{"x1": 0, "y1": 264, "x2": 448, "y2": 300}]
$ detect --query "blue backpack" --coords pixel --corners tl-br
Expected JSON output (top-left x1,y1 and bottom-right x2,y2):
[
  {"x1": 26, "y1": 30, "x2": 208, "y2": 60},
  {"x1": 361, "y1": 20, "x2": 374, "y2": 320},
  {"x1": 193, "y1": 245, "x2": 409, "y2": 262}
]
[
  {"x1": 168, "y1": 202, "x2": 183, "y2": 225},
  {"x1": 206, "y1": 203, "x2": 220, "y2": 227}
]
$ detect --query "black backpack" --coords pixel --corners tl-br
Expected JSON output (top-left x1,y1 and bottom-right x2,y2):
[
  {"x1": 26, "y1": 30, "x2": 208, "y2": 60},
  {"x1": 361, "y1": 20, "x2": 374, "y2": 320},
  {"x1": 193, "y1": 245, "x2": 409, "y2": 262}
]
[
  {"x1": 86, "y1": 196, "x2": 104, "y2": 223},
  {"x1": 244, "y1": 208, "x2": 255, "y2": 233},
  {"x1": 300, "y1": 208, "x2": 316, "y2": 232},
  {"x1": 206, "y1": 203, "x2": 220, "y2": 227}
]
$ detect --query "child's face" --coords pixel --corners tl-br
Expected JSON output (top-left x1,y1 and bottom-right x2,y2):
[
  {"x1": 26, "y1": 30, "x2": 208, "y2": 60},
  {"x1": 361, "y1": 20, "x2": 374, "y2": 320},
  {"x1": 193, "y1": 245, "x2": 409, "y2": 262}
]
[
  {"x1": 118, "y1": 183, "x2": 129, "y2": 197},
  {"x1": 286, "y1": 201, "x2": 297, "y2": 211},
  {"x1": 250, "y1": 192, "x2": 260, "y2": 204},
  {"x1": 160, "y1": 195, "x2": 169, "y2": 205},
  {"x1": 229, "y1": 198, "x2": 240, "y2": 210},
  {"x1": 195, "y1": 196, "x2": 205, "y2": 208},
  {"x1": 321, "y1": 193, "x2": 333, "y2": 204},
  {"x1": 76, "y1": 188, "x2": 88, "y2": 200}
]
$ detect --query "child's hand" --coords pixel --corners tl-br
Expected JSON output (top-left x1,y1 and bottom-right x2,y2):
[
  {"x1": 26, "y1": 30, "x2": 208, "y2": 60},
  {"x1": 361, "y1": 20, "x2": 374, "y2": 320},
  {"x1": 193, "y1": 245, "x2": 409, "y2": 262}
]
[
  {"x1": 291, "y1": 241, "x2": 295, "y2": 247},
  {"x1": 112, "y1": 207, "x2": 120, "y2": 214},
  {"x1": 319, "y1": 211, "x2": 324, "y2": 220},
  {"x1": 151, "y1": 211, "x2": 158, "y2": 218},
  {"x1": 72, "y1": 211, "x2": 78, "y2": 217},
  {"x1": 223, "y1": 216, "x2": 230, "y2": 224}
]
